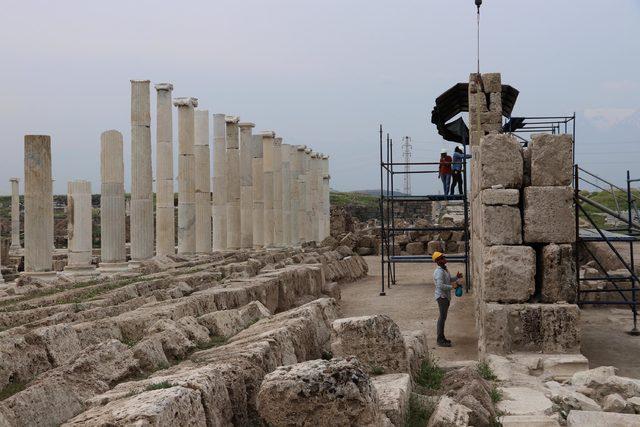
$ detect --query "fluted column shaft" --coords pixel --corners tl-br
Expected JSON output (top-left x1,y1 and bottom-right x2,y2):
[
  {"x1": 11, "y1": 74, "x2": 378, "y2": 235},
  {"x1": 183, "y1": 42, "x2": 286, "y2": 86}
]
[
  {"x1": 310, "y1": 152, "x2": 321, "y2": 242},
  {"x1": 9, "y1": 178, "x2": 21, "y2": 251},
  {"x1": 303, "y1": 148, "x2": 313, "y2": 242},
  {"x1": 212, "y1": 113, "x2": 227, "y2": 250},
  {"x1": 155, "y1": 83, "x2": 175, "y2": 256},
  {"x1": 226, "y1": 117, "x2": 241, "y2": 250},
  {"x1": 100, "y1": 130, "x2": 126, "y2": 265},
  {"x1": 174, "y1": 97, "x2": 198, "y2": 255},
  {"x1": 295, "y1": 146, "x2": 307, "y2": 243},
  {"x1": 281, "y1": 144, "x2": 291, "y2": 246},
  {"x1": 24, "y1": 135, "x2": 53, "y2": 272},
  {"x1": 239, "y1": 122, "x2": 255, "y2": 249},
  {"x1": 194, "y1": 109, "x2": 212, "y2": 253},
  {"x1": 130, "y1": 80, "x2": 154, "y2": 261},
  {"x1": 289, "y1": 148, "x2": 301, "y2": 245},
  {"x1": 322, "y1": 155, "x2": 331, "y2": 241},
  {"x1": 273, "y1": 137, "x2": 284, "y2": 246},
  {"x1": 262, "y1": 132, "x2": 276, "y2": 247},
  {"x1": 252, "y1": 134, "x2": 264, "y2": 249},
  {"x1": 66, "y1": 180, "x2": 93, "y2": 269}
]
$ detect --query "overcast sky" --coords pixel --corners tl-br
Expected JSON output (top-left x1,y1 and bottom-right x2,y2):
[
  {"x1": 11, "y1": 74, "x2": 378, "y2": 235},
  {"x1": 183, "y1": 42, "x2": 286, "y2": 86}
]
[{"x1": 1, "y1": 0, "x2": 639, "y2": 195}]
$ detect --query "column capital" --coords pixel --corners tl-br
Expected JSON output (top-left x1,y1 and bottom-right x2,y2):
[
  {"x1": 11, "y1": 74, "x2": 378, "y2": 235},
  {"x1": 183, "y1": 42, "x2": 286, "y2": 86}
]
[
  {"x1": 173, "y1": 97, "x2": 198, "y2": 107},
  {"x1": 274, "y1": 137, "x2": 283, "y2": 146},
  {"x1": 260, "y1": 131, "x2": 275, "y2": 138},
  {"x1": 304, "y1": 148, "x2": 312, "y2": 154},
  {"x1": 225, "y1": 115, "x2": 240, "y2": 124},
  {"x1": 130, "y1": 79, "x2": 151, "y2": 83},
  {"x1": 155, "y1": 83, "x2": 173, "y2": 91},
  {"x1": 9, "y1": 177, "x2": 19, "y2": 183},
  {"x1": 296, "y1": 145, "x2": 306, "y2": 151},
  {"x1": 238, "y1": 122, "x2": 255, "y2": 129},
  {"x1": 322, "y1": 155, "x2": 329, "y2": 160}
]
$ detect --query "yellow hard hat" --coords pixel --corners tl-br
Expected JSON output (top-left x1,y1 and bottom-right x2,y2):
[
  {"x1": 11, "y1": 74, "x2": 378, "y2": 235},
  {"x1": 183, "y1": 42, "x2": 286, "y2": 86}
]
[{"x1": 432, "y1": 251, "x2": 444, "y2": 262}]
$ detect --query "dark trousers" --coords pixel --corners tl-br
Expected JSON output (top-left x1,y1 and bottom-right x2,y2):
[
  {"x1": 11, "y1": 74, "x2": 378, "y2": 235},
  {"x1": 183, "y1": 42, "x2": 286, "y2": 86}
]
[
  {"x1": 437, "y1": 297, "x2": 450, "y2": 342},
  {"x1": 450, "y1": 170, "x2": 463, "y2": 195}
]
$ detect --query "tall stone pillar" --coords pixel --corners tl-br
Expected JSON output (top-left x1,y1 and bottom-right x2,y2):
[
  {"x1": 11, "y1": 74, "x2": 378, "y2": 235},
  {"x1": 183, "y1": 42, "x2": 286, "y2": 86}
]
[
  {"x1": 262, "y1": 132, "x2": 276, "y2": 247},
  {"x1": 212, "y1": 113, "x2": 227, "y2": 250},
  {"x1": 194, "y1": 109, "x2": 212, "y2": 253},
  {"x1": 273, "y1": 137, "x2": 284, "y2": 246},
  {"x1": 239, "y1": 122, "x2": 255, "y2": 249},
  {"x1": 174, "y1": 97, "x2": 198, "y2": 255},
  {"x1": 289, "y1": 147, "x2": 301, "y2": 245},
  {"x1": 130, "y1": 80, "x2": 154, "y2": 263},
  {"x1": 49, "y1": 179, "x2": 54, "y2": 251},
  {"x1": 281, "y1": 144, "x2": 291, "y2": 246},
  {"x1": 300, "y1": 147, "x2": 311, "y2": 242},
  {"x1": 23, "y1": 135, "x2": 54, "y2": 277},
  {"x1": 9, "y1": 178, "x2": 21, "y2": 252},
  {"x1": 226, "y1": 116, "x2": 241, "y2": 250},
  {"x1": 252, "y1": 134, "x2": 264, "y2": 249},
  {"x1": 64, "y1": 180, "x2": 96, "y2": 276},
  {"x1": 322, "y1": 155, "x2": 331, "y2": 241},
  {"x1": 295, "y1": 146, "x2": 307, "y2": 243},
  {"x1": 100, "y1": 130, "x2": 128, "y2": 272},
  {"x1": 155, "y1": 83, "x2": 175, "y2": 256}
]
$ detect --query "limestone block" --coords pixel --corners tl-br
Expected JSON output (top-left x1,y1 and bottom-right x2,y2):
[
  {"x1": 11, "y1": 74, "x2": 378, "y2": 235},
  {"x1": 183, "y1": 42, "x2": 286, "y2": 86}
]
[
  {"x1": 406, "y1": 242, "x2": 425, "y2": 255},
  {"x1": 403, "y1": 330, "x2": 428, "y2": 377},
  {"x1": 427, "y1": 240, "x2": 443, "y2": 255},
  {"x1": 627, "y1": 396, "x2": 640, "y2": 413},
  {"x1": 481, "y1": 188, "x2": 520, "y2": 206},
  {"x1": 544, "y1": 381, "x2": 601, "y2": 412},
  {"x1": 480, "y1": 303, "x2": 580, "y2": 355},
  {"x1": 427, "y1": 395, "x2": 471, "y2": 427},
  {"x1": 32, "y1": 324, "x2": 81, "y2": 367},
  {"x1": 331, "y1": 315, "x2": 408, "y2": 374},
  {"x1": 480, "y1": 205, "x2": 522, "y2": 245},
  {"x1": 530, "y1": 134, "x2": 573, "y2": 186},
  {"x1": 64, "y1": 386, "x2": 207, "y2": 426},
  {"x1": 566, "y1": 410, "x2": 640, "y2": 426},
  {"x1": 371, "y1": 373, "x2": 411, "y2": 427},
  {"x1": 497, "y1": 387, "x2": 553, "y2": 416},
  {"x1": 570, "y1": 366, "x2": 617, "y2": 388},
  {"x1": 482, "y1": 73, "x2": 502, "y2": 93},
  {"x1": 479, "y1": 134, "x2": 523, "y2": 190},
  {"x1": 256, "y1": 358, "x2": 383, "y2": 427},
  {"x1": 524, "y1": 186, "x2": 576, "y2": 243},
  {"x1": 602, "y1": 393, "x2": 633, "y2": 413},
  {"x1": 500, "y1": 415, "x2": 560, "y2": 426},
  {"x1": 540, "y1": 243, "x2": 577, "y2": 303},
  {"x1": 482, "y1": 245, "x2": 535, "y2": 303}
]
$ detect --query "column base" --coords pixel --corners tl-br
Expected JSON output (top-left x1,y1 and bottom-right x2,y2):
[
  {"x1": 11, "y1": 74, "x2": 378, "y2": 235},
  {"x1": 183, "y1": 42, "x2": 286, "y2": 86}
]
[
  {"x1": 99, "y1": 262, "x2": 136, "y2": 277},
  {"x1": 63, "y1": 265, "x2": 99, "y2": 279},
  {"x1": 19, "y1": 271, "x2": 58, "y2": 283}
]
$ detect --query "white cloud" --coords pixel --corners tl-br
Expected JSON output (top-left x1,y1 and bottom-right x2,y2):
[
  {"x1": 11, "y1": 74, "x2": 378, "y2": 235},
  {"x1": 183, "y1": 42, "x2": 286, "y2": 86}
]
[{"x1": 583, "y1": 108, "x2": 638, "y2": 129}]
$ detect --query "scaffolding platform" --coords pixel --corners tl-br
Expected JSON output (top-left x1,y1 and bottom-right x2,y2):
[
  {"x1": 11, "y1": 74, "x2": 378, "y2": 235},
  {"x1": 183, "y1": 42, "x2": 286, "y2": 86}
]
[{"x1": 579, "y1": 228, "x2": 638, "y2": 242}]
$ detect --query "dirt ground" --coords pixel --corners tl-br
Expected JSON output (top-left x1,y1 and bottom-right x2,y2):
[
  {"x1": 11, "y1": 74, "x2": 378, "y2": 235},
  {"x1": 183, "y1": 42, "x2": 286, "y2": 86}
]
[
  {"x1": 339, "y1": 256, "x2": 478, "y2": 363},
  {"x1": 340, "y1": 256, "x2": 640, "y2": 378}
]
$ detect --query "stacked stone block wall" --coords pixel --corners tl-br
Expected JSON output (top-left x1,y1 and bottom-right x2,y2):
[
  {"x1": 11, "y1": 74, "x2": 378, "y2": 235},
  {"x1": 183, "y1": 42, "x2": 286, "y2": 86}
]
[{"x1": 468, "y1": 73, "x2": 579, "y2": 356}]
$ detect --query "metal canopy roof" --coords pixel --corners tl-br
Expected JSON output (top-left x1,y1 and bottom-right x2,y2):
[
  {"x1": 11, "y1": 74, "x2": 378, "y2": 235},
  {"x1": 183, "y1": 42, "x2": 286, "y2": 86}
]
[{"x1": 430, "y1": 83, "x2": 519, "y2": 143}]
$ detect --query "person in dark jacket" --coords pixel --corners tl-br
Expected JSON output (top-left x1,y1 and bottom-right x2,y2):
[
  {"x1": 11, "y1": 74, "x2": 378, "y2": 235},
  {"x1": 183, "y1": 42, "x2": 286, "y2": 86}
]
[
  {"x1": 450, "y1": 145, "x2": 472, "y2": 195},
  {"x1": 438, "y1": 149, "x2": 452, "y2": 196}
]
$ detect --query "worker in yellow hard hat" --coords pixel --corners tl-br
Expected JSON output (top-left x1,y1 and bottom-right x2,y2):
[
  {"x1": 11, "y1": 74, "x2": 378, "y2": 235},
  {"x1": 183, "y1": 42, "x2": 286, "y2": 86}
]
[{"x1": 432, "y1": 251, "x2": 463, "y2": 347}]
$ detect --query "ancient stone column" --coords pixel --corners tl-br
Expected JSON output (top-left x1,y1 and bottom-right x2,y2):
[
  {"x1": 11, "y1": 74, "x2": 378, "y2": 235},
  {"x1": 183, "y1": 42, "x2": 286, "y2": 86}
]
[
  {"x1": 212, "y1": 113, "x2": 227, "y2": 250},
  {"x1": 194, "y1": 109, "x2": 212, "y2": 253},
  {"x1": 297, "y1": 146, "x2": 309, "y2": 242},
  {"x1": 64, "y1": 180, "x2": 96, "y2": 276},
  {"x1": 130, "y1": 80, "x2": 154, "y2": 263},
  {"x1": 273, "y1": 137, "x2": 284, "y2": 246},
  {"x1": 226, "y1": 116, "x2": 241, "y2": 250},
  {"x1": 49, "y1": 179, "x2": 54, "y2": 252},
  {"x1": 262, "y1": 132, "x2": 276, "y2": 247},
  {"x1": 9, "y1": 178, "x2": 21, "y2": 251},
  {"x1": 252, "y1": 134, "x2": 264, "y2": 249},
  {"x1": 239, "y1": 122, "x2": 255, "y2": 249},
  {"x1": 100, "y1": 130, "x2": 128, "y2": 272},
  {"x1": 302, "y1": 148, "x2": 313, "y2": 242},
  {"x1": 281, "y1": 144, "x2": 291, "y2": 246},
  {"x1": 155, "y1": 83, "x2": 175, "y2": 257},
  {"x1": 174, "y1": 97, "x2": 198, "y2": 255},
  {"x1": 289, "y1": 147, "x2": 300, "y2": 245},
  {"x1": 322, "y1": 155, "x2": 331, "y2": 241},
  {"x1": 23, "y1": 135, "x2": 54, "y2": 277},
  {"x1": 310, "y1": 151, "x2": 320, "y2": 242}
]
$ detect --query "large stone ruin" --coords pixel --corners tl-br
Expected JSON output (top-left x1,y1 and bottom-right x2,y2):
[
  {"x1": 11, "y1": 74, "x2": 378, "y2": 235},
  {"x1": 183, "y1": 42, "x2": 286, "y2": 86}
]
[{"x1": 468, "y1": 73, "x2": 579, "y2": 356}]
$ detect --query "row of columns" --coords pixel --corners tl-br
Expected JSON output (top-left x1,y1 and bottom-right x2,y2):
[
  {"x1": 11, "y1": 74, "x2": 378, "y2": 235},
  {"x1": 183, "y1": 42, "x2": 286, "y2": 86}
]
[{"x1": 5, "y1": 80, "x2": 331, "y2": 281}]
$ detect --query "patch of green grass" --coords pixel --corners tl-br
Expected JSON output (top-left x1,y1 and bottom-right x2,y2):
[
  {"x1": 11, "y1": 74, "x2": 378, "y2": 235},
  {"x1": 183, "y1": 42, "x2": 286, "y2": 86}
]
[
  {"x1": 406, "y1": 394, "x2": 434, "y2": 427},
  {"x1": 197, "y1": 336, "x2": 228, "y2": 350},
  {"x1": 370, "y1": 366, "x2": 385, "y2": 376},
  {"x1": 415, "y1": 358, "x2": 444, "y2": 391},
  {"x1": 145, "y1": 381, "x2": 173, "y2": 391},
  {"x1": 121, "y1": 337, "x2": 138, "y2": 348},
  {"x1": 477, "y1": 361, "x2": 497, "y2": 381},
  {"x1": 490, "y1": 387, "x2": 503, "y2": 403},
  {"x1": 0, "y1": 382, "x2": 26, "y2": 400}
]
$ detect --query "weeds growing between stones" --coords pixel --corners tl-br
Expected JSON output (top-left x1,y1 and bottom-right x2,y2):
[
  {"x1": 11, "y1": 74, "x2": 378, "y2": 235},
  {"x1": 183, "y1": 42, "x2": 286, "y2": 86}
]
[
  {"x1": 415, "y1": 357, "x2": 444, "y2": 391},
  {"x1": 477, "y1": 361, "x2": 498, "y2": 381}
]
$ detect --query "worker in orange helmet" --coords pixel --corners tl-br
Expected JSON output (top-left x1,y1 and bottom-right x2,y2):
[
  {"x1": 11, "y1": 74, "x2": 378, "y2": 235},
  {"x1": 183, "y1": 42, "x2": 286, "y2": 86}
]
[{"x1": 432, "y1": 251, "x2": 463, "y2": 347}]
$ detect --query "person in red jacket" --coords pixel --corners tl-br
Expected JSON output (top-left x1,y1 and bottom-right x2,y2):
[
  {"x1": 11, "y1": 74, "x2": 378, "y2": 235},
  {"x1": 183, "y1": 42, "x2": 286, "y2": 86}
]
[{"x1": 438, "y1": 148, "x2": 453, "y2": 196}]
